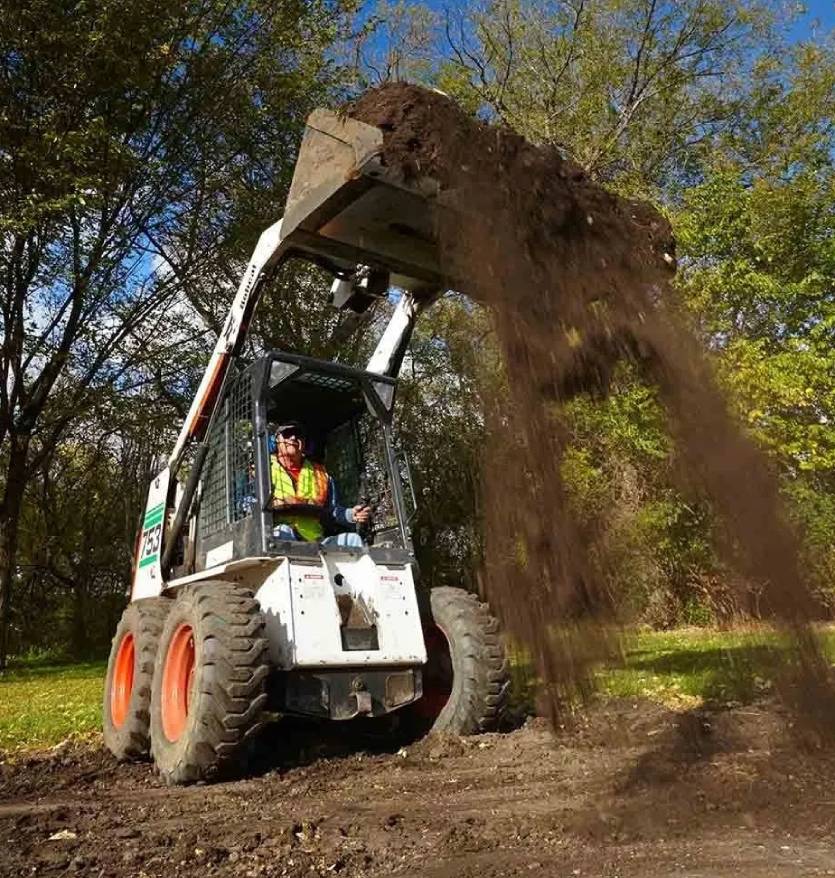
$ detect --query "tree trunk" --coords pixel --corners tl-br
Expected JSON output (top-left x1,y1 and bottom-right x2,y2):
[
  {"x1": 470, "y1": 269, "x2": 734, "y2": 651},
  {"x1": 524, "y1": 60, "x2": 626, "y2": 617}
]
[
  {"x1": 0, "y1": 436, "x2": 30, "y2": 669},
  {"x1": 70, "y1": 576, "x2": 90, "y2": 659}
]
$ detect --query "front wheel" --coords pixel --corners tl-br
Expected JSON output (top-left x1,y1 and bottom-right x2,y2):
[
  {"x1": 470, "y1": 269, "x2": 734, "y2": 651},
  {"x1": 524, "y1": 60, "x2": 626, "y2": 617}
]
[
  {"x1": 149, "y1": 582, "x2": 270, "y2": 785},
  {"x1": 409, "y1": 587, "x2": 509, "y2": 736}
]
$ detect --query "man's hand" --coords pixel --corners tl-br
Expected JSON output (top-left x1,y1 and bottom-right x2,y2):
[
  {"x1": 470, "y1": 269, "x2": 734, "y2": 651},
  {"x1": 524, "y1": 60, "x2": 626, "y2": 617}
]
[{"x1": 352, "y1": 504, "x2": 372, "y2": 525}]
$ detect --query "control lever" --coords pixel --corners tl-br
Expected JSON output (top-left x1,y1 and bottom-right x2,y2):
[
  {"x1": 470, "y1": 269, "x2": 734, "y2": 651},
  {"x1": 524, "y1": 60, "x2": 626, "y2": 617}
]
[{"x1": 356, "y1": 472, "x2": 378, "y2": 545}]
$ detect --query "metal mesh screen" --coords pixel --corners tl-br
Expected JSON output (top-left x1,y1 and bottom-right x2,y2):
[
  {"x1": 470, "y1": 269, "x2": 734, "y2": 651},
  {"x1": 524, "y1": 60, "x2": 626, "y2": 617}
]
[
  {"x1": 198, "y1": 402, "x2": 228, "y2": 539},
  {"x1": 317, "y1": 414, "x2": 405, "y2": 546},
  {"x1": 324, "y1": 420, "x2": 362, "y2": 507},
  {"x1": 296, "y1": 371, "x2": 354, "y2": 392},
  {"x1": 197, "y1": 370, "x2": 255, "y2": 542},
  {"x1": 229, "y1": 374, "x2": 255, "y2": 522},
  {"x1": 356, "y1": 416, "x2": 401, "y2": 543}
]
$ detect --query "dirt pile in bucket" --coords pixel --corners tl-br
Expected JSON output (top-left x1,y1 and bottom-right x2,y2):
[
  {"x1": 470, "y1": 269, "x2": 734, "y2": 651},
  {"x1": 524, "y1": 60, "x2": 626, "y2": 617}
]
[{"x1": 348, "y1": 83, "x2": 834, "y2": 724}]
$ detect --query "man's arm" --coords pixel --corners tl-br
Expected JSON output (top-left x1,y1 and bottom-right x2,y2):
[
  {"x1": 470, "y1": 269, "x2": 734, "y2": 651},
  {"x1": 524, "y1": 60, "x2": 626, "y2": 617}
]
[
  {"x1": 326, "y1": 476, "x2": 371, "y2": 529},
  {"x1": 327, "y1": 476, "x2": 354, "y2": 528}
]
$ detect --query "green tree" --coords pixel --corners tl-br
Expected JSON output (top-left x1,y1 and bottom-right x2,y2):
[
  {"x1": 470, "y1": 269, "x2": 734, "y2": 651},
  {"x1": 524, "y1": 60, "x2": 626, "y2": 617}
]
[
  {"x1": 0, "y1": 0, "x2": 356, "y2": 665},
  {"x1": 396, "y1": 295, "x2": 498, "y2": 589},
  {"x1": 353, "y1": 0, "x2": 440, "y2": 85},
  {"x1": 437, "y1": 0, "x2": 785, "y2": 195},
  {"x1": 11, "y1": 407, "x2": 163, "y2": 658},
  {"x1": 674, "y1": 37, "x2": 835, "y2": 600}
]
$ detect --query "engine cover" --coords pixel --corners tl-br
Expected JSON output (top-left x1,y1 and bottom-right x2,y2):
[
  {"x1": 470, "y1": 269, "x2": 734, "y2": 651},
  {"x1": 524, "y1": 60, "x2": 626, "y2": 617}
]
[{"x1": 252, "y1": 554, "x2": 427, "y2": 670}]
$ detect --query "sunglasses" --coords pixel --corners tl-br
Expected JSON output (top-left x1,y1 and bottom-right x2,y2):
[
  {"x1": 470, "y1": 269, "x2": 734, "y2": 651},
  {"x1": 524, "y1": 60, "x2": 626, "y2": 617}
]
[{"x1": 277, "y1": 427, "x2": 302, "y2": 439}]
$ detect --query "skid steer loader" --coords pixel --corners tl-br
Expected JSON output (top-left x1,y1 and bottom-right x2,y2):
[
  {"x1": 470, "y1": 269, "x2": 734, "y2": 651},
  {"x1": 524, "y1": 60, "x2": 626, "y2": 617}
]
[{"x1": 102, "y1": 109, "x2": 510, "y2": 785}]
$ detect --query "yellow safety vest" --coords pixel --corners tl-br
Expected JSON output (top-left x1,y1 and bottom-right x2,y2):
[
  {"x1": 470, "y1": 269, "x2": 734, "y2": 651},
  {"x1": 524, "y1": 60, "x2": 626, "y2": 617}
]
[{"x1": 271, "y1": 458, "x2": 329, "y2": 542}]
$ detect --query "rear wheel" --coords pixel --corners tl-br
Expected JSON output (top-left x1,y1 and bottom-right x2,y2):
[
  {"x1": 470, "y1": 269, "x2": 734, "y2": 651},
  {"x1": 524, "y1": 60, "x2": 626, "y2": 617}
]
[
  {"x1": 404, "y1": 587, "x2": 509, "y2": 737},
  {"x1": 150, "y1": 581, "x2": 269, "y2": 785},
  {"x1": 103, "y1": 598, "x2": 170, "y2": 761}
]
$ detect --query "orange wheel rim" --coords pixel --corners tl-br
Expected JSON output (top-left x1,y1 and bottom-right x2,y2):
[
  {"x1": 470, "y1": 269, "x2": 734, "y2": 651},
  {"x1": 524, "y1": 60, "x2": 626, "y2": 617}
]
[
  {"x1": 161, "y1": 623, "x2": 195, "y2": 742},
  {"x1": 111, "y1": 633, "x2": 135, "y2": 728}
]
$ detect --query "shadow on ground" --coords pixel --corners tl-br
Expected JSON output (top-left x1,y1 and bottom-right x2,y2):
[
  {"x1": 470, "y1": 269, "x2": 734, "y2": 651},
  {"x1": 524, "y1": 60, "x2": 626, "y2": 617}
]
[{"x1": 625, "y1": 642, "x2": 780, "y2": 705}]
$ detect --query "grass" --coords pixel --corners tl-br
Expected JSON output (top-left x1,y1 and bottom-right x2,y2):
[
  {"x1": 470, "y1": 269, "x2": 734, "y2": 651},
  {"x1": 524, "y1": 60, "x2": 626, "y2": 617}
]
[
  {"x1": 600, "y1": 626, "x2": 835, "y2": 708},
  {"x1": 2, "y1": 627, "x2": 835, "y2": 752},
  {"x1": 506, "y1": 625, "x2": 835, "y2": 715},
  {"x1": 0, "y1": 658, "x2": 106, "y2": 753}
]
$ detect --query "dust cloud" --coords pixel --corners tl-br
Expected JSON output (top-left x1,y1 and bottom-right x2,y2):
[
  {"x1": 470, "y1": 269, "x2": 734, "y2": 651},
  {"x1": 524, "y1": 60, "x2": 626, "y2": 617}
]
[{"x1": 349, "y1": 83, "x2": 833, "y2": 727}]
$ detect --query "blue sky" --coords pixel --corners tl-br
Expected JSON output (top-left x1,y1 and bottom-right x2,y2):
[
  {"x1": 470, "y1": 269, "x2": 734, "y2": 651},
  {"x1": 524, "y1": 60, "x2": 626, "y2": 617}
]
[
  {"x1": 367, "y1": 0, "x2": 833, "y2": 41},
  {"x1": 789, "y1": 1, "x2": 834, "y2": 39},
  {"x1": 355, "y1": 1, "x2": 834, "y2": 78}
]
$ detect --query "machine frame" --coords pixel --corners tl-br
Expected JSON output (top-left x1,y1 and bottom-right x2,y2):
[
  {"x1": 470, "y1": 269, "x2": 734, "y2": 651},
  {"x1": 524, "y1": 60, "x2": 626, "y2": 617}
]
[
  {"x1": 176, "y1": 351, "x2": 412, "y2": 577},
  {"x1": 103, "y1": 104, "x2": 509, "y2": 784}
]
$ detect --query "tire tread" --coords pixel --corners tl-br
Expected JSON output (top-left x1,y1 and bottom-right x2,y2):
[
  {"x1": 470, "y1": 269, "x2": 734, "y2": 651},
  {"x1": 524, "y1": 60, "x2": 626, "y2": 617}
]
[
  {"x1": 150, "y1": 581, "x2": 269, "y2": 785},
  {"x1": 103, "y1": 597, "x2": 170, "y2": 761},
  {"x1": 423, "y1": 586, "x2": 510, "y2": 736}
]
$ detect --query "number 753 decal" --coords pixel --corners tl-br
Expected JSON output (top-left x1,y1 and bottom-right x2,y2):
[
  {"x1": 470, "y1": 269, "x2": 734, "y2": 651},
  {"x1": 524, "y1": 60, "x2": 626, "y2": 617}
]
[{"x1": 139, "y1": 523, "x2": 163, "y2": 568}]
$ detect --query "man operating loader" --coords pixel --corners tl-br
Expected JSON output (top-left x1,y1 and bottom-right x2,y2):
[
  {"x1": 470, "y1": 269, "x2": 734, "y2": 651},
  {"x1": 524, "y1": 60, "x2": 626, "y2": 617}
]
[
  {"x1": 106, "y1": 99, "x2": 510, "y2": 787},
  {"x1": 271, "y1": 421, "x2": 371, "y2": 546}
]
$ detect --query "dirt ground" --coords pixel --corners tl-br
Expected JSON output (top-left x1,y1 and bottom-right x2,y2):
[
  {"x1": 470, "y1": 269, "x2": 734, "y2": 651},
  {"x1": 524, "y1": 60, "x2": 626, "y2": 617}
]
[{"x1": 3, "y1": 699, "x2": 835, "y2": 878}]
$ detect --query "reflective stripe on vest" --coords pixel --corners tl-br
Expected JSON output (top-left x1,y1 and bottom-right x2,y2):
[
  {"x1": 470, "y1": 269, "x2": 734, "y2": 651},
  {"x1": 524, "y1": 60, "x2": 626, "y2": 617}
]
[{"x1": 271, "y1": 458, "x2": 329, "y2": 541}]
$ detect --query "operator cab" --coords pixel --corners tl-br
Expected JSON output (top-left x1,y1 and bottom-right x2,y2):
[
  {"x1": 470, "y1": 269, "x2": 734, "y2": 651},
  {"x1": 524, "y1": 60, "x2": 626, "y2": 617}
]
[{"x1": 183, "y1": 351, "x2": 416, "y2": 576}]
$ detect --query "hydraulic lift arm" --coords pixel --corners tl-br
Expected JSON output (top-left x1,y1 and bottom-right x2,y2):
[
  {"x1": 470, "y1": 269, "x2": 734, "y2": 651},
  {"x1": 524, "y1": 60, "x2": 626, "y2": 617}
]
[{"x1": 168, "y1": 219, "x2": 288, "y2": 471}]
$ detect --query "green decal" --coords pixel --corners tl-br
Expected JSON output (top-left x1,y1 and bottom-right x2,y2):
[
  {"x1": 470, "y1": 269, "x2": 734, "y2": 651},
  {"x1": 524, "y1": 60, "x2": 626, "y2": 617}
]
[
  {"x1": 143, "y1": 503, "x2": 164, "y2": 527},
  {"x1": 143, "y1": 511, "x2": 163, "y2": 529},
  {"x1": 138, "y1": 554, "x2": 158, "y2": 569}
]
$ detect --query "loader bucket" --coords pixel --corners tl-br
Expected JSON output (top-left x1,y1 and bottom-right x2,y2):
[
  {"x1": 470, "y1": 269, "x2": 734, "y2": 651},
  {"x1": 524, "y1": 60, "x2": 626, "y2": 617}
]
[{"x1": 281, "y1": 109, "x2": 444, "y2": 291}]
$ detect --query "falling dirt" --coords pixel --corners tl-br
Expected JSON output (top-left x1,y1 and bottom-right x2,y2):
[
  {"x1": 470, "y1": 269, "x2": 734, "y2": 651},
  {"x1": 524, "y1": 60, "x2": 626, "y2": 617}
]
[
  {"x1": 348, "y1": 83, "x2": 834, "y2": 723},
  {"x1": 3, "y1": 702, "x2": 835, "y2": 878}
]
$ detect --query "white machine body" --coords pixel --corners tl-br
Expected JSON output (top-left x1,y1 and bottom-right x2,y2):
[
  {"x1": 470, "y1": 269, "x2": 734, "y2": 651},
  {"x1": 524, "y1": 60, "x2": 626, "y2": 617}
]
[{"x1": 167, "y1": 555, "x2": 426, "y2": 671}]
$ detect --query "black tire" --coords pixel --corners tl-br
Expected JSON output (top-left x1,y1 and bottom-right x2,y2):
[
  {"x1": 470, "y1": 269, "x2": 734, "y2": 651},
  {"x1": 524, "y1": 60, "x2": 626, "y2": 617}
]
[
  {"x1": 150, "y1": 581, "x2": 269, "y2": 785},
  {"x1": 407, "y1": 586, "x2": 510, "y2": 736},
  {"x1": 103, "y1": 597, "x2": 170, "y2": 761}
]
